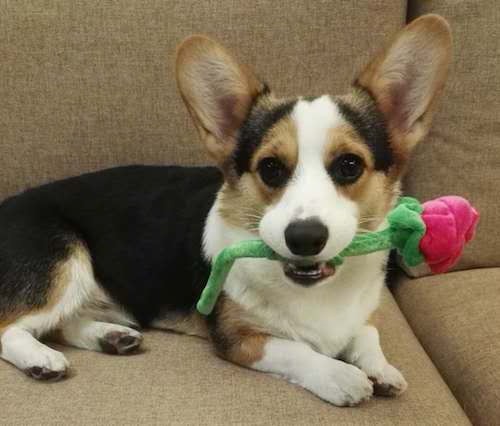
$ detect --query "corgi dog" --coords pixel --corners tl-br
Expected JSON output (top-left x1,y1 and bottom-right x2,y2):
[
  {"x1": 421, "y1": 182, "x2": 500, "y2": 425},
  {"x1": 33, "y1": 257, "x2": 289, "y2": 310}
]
[{"x1": 0, "y1": 15, "x2": 451, "y2": 406}]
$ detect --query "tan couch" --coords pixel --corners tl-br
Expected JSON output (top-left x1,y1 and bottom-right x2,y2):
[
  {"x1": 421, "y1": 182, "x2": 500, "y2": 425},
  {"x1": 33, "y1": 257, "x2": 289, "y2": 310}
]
[{"x1": 0, "y1": 1, "x2": 498, "y2": 424}]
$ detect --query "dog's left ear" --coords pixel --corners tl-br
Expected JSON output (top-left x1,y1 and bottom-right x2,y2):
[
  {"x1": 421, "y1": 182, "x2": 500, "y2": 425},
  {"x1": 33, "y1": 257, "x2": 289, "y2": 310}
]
[
  {"x1": 355, "y1": 14, "x2": 452, "y2": 154},
  {"x1": 176, "y1": 36, "x2": 265, "y2": 167}
]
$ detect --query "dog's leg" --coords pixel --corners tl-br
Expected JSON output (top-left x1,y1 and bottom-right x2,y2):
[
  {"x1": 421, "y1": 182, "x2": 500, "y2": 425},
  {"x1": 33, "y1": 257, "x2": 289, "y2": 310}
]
[
  {"x1": 0, "y1": 242, "x2": 99, "y2": 380},
  {"x1": 341, "y1": 325, "x2": 407, "y2": 397},
  {"x1": 58, "y1": 318, "x2": 143, "y2": 355},
  {"x1": 218, "y1": 334, "x2": 373, "y2": 406},
  {"x1": 1, "y1": 325, "x2": 69, "y2": 380}
]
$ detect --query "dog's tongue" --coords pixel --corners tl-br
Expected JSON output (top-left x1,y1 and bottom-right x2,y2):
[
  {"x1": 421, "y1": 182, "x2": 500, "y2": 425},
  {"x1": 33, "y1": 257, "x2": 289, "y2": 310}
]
[{"x1": 319, "y1": 262, "x2": 335, "y2": 278}]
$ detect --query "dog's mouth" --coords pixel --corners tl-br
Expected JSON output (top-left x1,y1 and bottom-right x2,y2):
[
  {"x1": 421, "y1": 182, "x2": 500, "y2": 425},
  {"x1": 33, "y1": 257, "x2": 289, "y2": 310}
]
[{"x1": 283, "y1": 261, "x2": 336, "y2": 286}]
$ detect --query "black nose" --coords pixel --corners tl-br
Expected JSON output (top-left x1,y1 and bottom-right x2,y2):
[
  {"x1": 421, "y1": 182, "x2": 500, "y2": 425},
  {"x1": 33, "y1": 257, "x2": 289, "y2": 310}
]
[{"x1": 284, "y1": 218, "x2": 329, "y2": 256}]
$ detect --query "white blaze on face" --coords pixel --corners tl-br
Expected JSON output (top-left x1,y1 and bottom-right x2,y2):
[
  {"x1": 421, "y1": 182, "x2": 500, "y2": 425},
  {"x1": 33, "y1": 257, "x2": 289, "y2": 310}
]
[{"x1": 259, "y1": 96, "x2": 359, "y2": 260}]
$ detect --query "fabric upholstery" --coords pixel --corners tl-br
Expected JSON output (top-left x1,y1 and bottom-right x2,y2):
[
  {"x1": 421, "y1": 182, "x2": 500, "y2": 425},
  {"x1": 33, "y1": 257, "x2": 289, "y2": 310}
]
[
  {"x1": 403, "y1": 0, "x2": 500, "y2": 272},
  {"x1": 393, "y1": 268, "x2": 500, "y2": 426},
  {"x1": 0, "y1": 1, "x2": 493, "y2": 424},
  {"x1": 0, "y1": 0, "x2": 405, "y2": 199},
  {"x1": 0, "y1": 288, "x2": 469, "y2": 425}
]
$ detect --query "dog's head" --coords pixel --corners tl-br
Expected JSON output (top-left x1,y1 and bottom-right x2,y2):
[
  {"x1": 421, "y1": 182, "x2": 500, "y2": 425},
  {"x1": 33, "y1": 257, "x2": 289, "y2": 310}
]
[{"x1": 176, "y1": 15, "x2": 451, "y2": 286}]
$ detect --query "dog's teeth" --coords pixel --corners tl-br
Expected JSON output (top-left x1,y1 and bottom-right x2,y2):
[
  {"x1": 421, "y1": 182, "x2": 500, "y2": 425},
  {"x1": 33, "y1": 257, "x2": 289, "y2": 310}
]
[
  {"x1": 296, "y1": 269, "x2": 320, "y2": 276},
  {"x1": 283, "y1": 261, "x2": 334, "y2": 284}
]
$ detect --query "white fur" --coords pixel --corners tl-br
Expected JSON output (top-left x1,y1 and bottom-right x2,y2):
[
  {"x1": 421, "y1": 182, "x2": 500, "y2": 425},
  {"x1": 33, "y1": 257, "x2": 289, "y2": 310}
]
[
  {"x1": 0, "y1": 326, "x2": 69, "y2": 373},
  {"x1": 253, "y1": 337, "x2": 373, "y2": 406},
  {"x1": 61, "y1": 318, "x2": 142, "y2": 352},
  {"x1": 203, "y1": 97, "x2": 403, "y2": 405},
  {"x1": 342, "y1": 325, "x2": 407, "y2": 395}
]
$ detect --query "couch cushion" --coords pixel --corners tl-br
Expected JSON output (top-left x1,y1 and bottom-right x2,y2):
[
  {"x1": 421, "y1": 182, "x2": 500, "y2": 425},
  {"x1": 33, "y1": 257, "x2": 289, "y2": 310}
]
[
  {"x1": 0, "y1": 288, "x2": 469, "y2": 425},
  {"x1": 393, "y1": 268, "x2": 500, "y2": 425},
  {"x1": 403, "y1": 1, "x2": 500, "y2": 272},
  {"x1": 0, "y1": 1, "x2": 407, "y2": 199}
]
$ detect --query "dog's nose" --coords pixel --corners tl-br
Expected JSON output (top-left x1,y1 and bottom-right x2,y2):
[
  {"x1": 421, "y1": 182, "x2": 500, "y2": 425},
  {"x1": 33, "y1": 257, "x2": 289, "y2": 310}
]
[{"x1": 284, "y1": 218, "x2": 329, "y2": 256}]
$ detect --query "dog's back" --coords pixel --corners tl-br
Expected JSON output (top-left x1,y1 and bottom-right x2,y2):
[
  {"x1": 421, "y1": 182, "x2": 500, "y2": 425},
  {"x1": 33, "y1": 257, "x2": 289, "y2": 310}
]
[{"x1": 0, "y1": 165, "x2": 222, "y2": 332}]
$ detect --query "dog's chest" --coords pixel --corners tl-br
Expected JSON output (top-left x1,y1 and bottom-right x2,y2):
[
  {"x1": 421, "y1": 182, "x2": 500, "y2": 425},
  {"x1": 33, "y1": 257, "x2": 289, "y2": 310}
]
[
  {"x1": 223, "y1": 254, "x2": 386, "y2": 357},
  {"x1": 203, "y1": 203, "x2": 387, "y2": 356}
]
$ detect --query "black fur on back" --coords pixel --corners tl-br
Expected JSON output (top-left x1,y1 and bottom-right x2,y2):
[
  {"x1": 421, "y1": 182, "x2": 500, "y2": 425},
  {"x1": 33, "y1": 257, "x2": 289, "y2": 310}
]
[{"x1": 0, "y1": 165, "x2": 223, "y2": 326}]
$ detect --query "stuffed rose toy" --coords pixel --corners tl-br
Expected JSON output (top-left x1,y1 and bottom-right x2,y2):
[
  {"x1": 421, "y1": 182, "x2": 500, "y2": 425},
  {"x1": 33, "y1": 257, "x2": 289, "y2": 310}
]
[{"x1": 197, "y1": 196, "x2": 479, "y2": 315}]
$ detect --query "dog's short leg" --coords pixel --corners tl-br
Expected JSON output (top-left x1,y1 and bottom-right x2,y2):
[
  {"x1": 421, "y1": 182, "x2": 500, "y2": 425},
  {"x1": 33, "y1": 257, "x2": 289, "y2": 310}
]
[
  {"x1": 0, "y1": 326, "x2": 69, "y2": 380},
  {"x1": 220, "y1": 335, "x2": 373, "y2": 406},
  {"x1": 341, "y1": 325, "x2": 407, "y2": 397},
  {"x1": 0, "y1": 242, "x2": 107, "y2": 380},
  {"x1": 58, "y1": 318, "x2": 143, "y2": 355}
]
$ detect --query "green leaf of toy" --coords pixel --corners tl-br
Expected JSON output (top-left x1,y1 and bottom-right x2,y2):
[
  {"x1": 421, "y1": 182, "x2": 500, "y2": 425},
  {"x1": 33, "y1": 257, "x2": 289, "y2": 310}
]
[{"x1": 387, "y1": 197, "x2": 425, "y2": 266}]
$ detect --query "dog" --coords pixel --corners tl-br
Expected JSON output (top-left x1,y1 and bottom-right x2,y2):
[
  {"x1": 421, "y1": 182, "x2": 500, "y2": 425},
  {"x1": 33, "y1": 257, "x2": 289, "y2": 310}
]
[{"x1": 0, "y1": 15, "x2": 451, "y2": 406}]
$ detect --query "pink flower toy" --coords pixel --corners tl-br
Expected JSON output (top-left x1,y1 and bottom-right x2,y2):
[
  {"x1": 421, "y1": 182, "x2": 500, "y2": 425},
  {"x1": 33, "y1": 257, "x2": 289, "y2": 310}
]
[{"x1": 418, "y1": 196, "x2": 479, "y2": 273}]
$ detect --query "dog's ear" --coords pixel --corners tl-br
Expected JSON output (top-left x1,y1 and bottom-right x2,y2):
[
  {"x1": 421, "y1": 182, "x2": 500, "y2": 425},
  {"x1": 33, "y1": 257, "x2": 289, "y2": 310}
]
[
  {"x1": 355, "y1": 14, "x2": 452, "y2": 153},
  {"x1": 176, "y1": 36, "x2": 265, "y2": 167}
]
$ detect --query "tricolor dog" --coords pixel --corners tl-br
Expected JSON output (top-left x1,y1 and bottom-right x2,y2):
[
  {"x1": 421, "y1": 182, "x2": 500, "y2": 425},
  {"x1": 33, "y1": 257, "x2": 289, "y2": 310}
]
[{"x1": 0, "y1": 15, "x2": 451, "y2": 406}]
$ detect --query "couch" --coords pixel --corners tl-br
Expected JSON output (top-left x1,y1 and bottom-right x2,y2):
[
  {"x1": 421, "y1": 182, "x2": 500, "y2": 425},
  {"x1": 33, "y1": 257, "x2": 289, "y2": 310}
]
[{"x1": 0, "y1": 1, "x2": 498, "y2": 424}]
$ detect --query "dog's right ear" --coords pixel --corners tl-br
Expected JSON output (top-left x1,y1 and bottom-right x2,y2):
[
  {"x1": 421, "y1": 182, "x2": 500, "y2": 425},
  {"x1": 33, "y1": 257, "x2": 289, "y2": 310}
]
[{"x1": 176, "y1": 36, "x2": 265, "y2": 167}]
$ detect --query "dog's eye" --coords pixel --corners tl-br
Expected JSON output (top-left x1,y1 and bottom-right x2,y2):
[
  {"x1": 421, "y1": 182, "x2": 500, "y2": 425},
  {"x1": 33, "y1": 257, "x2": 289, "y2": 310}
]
[
  {"x1": 257, "y1": 157, "x2": 290, "y2": 188},
  {"x1": 329, "y1": 154, "x2": 364, "y2": 184}
]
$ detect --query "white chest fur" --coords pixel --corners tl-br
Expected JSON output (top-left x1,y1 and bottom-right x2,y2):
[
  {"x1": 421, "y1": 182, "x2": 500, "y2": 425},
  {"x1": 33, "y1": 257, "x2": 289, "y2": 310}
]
[{"x1": 203, "y1": 200, "x2": 388, "y2": 357}]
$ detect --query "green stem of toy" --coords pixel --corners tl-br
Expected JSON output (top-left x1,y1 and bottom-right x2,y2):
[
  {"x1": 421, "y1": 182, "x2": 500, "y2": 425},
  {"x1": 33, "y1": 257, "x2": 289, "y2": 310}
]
[
  {"x1": 196, "y1": 240, "x2": 278, "y2": 315},
  {"x1": 196, "y1": 230, "x2": 394, "y2": 315},
  {"x1": 197, "y1": 198, "x2": 425, "y2": 315},
  {"x1": 337, "y1": 228, "x2": 393, "y2": 258}
]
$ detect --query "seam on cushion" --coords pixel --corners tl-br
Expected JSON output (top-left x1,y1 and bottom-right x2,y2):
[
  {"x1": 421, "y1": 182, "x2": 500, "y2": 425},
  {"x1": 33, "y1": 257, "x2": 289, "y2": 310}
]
[
  {"x1": 406, "y1": 0, "x2": 418, "y2": 23},
  {"x1": 388, "y1": 283, "x2": 472, "y2": 423},
  {"x1": 383, "y1": 287, "x2": 471, "y2": 422}
]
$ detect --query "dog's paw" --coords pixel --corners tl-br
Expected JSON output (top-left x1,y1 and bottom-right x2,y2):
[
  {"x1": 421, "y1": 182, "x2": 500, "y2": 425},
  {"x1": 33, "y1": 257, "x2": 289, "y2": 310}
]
[
  {"x1": 98, "y1": 329, "x2": 143, "y2": 355},
  {"x1": 368, "y1": 363, "x2": 408, "y2": 397},
  {"x1": 23, "y1": 347, "x2": 69, "y2": 381},
  {"x1": 304, "y1": 360, "x2": 373, "y2": 406}
]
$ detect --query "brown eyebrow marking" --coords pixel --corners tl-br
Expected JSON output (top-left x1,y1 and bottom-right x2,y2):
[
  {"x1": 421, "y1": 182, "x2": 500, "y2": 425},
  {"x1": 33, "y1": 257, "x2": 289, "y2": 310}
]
[
  {"x1": 234, "y1": 96, "x2": 297, "y2": 175},
  {"x1": 325, "y1": 125, "x2": 374, "y2": 170},
  {"x1": 251, "y1": 115, "x2": 298, "y2": 172}
]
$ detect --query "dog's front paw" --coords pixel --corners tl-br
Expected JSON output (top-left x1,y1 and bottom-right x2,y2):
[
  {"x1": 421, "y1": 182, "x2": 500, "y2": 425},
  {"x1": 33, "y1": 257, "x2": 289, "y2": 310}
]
[
  {"x1": 304, "y1": 360, "x2": 373, "y2": 406},
  {"x1": 368, "y1": 363, "x2": 408, "y2": 397}
]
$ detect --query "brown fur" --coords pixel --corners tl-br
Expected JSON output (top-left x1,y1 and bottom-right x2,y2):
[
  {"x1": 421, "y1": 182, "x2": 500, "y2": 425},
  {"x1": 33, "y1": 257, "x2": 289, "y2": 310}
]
[
  {"x1": 45, "y1": 328, "x2": 66, "y2": 345},
  {"x1": 48, "y1": 242, "x2": 92, "y2": 308},
  {"x1": 218, "y1": 178, "x2": 267, "y2": 231},
  {"x1": 218, "y1": 95, "x2": 300, "y2": 229},
  {"x1": 251, "y1": 115, "x2": 298, "y2": 198},
  {"x1": 325, "y1": 125, "x2": 375, "y2": 170},
  {"x1": 153, "y1": 311, "x2": 208, "y2": 338},
  {"x1": 0, "y1": 311, "x2": 23, "y2": 334},
  {"x1": 210, "y1": 295, "x2": 269, "y2": 366},
  {"x1": 0, "y1": 242, "x2": 92, "y2": 335}
]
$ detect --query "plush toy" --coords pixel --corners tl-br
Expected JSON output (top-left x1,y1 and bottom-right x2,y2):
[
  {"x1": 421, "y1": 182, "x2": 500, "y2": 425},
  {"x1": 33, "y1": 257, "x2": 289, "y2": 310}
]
[{"x1": 197, "y1": 196, "x2": 479, "y2": 315}]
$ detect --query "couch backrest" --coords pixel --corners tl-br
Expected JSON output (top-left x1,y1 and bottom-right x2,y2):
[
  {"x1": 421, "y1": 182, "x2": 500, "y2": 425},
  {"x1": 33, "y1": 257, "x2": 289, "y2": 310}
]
[
  {"x1": 5, "y1": 2, "x2": 494, "y2": 272},
  {"x1": 0, "y1": 1, "x2": 405, "y2": 198}
]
